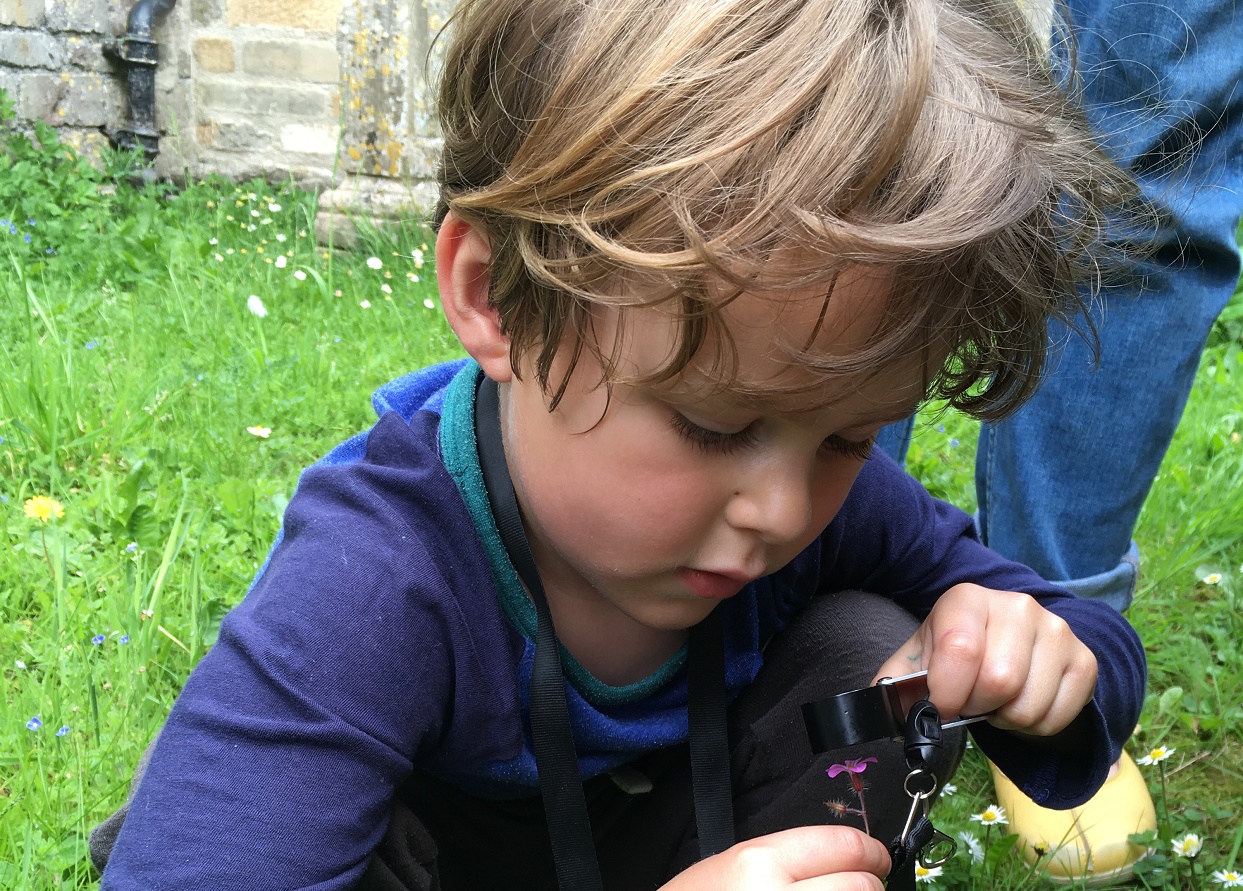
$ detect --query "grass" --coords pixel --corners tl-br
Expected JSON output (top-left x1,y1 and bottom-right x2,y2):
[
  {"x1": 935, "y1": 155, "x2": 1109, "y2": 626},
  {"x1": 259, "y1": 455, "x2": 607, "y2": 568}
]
[{"x1": 1, "y1": 109, "x2": 1241, "y2": 889}]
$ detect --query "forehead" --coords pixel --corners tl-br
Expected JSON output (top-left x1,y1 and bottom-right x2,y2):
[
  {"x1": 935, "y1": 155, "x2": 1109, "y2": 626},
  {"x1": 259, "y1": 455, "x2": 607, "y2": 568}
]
[{"x1": 624, "y1": 266, "x2": 932, "y2": 417}]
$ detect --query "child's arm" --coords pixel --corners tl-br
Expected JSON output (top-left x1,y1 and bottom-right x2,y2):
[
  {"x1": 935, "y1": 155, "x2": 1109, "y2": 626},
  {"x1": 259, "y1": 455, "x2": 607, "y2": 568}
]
[
  {"x1": 102, "y1": 413, "x2": 524, "y2": 889},
  {"x1": 816, "y1": 450, "x2": 1146, "y2": 807},
  {"x1": 658, "y1": 826, "x2": 891, "y2": 890}
]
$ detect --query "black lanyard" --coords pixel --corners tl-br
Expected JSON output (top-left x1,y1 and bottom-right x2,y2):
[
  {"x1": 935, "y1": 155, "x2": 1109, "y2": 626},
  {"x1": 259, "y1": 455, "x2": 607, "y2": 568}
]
[{"x1": 473, "y1": 375, "x2": 735, "y2": 891}]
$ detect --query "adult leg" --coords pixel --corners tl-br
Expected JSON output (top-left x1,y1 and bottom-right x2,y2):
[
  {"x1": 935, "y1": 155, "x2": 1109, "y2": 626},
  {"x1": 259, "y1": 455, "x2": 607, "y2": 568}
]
[
  {"x1": 976, "y1": 0, "x2": 1243, "y2": 611},
  {"x1": 972, "y1": 0, "x2": 1242, "y2": 881}
]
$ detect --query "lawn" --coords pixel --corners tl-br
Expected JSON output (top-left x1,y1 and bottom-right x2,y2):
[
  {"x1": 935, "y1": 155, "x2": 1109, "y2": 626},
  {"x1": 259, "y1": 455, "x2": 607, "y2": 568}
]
[{"x1": 2, "y1": 101, "x2": 1241, "y2": 889}]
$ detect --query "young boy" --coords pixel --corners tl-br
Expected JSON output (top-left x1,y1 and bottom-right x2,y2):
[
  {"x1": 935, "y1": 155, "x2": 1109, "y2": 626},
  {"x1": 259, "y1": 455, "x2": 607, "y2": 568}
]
[{"x1": 96, "y1": 0, "x2": 1146, "y2": 888}]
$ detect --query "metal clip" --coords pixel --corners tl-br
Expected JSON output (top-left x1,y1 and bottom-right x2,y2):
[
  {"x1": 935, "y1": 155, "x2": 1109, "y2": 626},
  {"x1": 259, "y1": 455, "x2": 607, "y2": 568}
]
[
  {"x1": 919, "y1": 829, "x2": 957, "y2": 869},
  {"x1": 898, "y1": 769, "x2": 937, "y2": 845}
]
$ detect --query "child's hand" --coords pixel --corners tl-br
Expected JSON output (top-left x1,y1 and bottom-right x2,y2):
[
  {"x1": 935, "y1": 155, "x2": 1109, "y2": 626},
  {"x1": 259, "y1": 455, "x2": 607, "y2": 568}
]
[
  {"x1": 873, "y1": 584, "x2": 1098, "y2": 737},
  {"x1": 659, "y1": 826, "x2": 890, "y2": 890}
]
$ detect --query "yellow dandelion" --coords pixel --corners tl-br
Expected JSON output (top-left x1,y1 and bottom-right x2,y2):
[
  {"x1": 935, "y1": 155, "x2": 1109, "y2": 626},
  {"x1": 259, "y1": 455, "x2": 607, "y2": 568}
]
[{"x1": 24, "y1": 496, "x2": 65, "y2": 522}]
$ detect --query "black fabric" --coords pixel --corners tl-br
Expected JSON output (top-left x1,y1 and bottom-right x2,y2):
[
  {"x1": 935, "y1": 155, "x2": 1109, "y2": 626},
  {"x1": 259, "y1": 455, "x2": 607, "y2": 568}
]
[
  {"x1": 686, "y1": 609, "x2": 735, "y2": 858},
  {"x1": 375, "y1": 592, "x2": 964, "y2": 891}
]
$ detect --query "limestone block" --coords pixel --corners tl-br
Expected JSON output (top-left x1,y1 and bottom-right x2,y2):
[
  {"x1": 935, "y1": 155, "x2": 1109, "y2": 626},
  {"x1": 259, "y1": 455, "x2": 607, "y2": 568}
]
[
  {"x1": 281, "y1": 122, "x2": 337, "y2": 155},
  {"x1": 193, "y1": 37, "x2": 235, "y2": 73},
  {"x1": 0, "y1": 30, "x2": 63, "y2": 69},
  {"x1": 338, "y1": 0, "x2": 409, "y2": 177},
  {"x1": 190, "y1": 0, "x2": 224, "y2": 27},
  {"x1": 59, "y1": 127, "x2": 111, "y2": 161},
  {"x1": 227, "y1": 0, "x2": 340, "y2": 32},
  {"x1": 0, "y1": 69, "x2": 19, "y2": 106},
  {"x1": 45, "y1": 0, "x2": 126, "y2": 35},
  {"x1": 16, "y1": 71, "x2": 61, "y2": 121},
  {"x1": 243, "y1": 39, "x2": 338, "y2": 83},
  {"x1": 65, "y1": 35, "x2": 111, "y2": 71},
  {"x1": 0, "y1": 0, "x2": 46, "y2": 28},
  {"x1": 15, "y1": 70, "x2": 119, "y2": 127},
  {"x1": 196, "y1": 81, "x2": 328, "y2": 118},
  {"x1": 211, "y1": 119, "x2": 274, "y2": 151},
  {"x1": 314, "y1": 176, "x2": 437, "y2": 247}
]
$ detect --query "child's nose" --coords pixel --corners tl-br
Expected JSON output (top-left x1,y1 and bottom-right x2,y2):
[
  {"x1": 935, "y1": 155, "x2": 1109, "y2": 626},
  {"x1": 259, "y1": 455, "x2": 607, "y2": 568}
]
[{"x1": 724, "y1": 461, "x2": 814, "y2": 545}]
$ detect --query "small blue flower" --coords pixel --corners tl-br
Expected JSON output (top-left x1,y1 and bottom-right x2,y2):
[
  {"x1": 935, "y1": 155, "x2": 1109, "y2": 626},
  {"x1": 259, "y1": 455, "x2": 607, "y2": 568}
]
[
  {"x1": 937, "y1": 424, "x2": 946, "y2": 433},
  {"x1": 92, "y1": 634, "x2": 105, "y2": 645},
  {"x1": 125, "y1": 541, "x2": 138, "y2": 553},
  {"x1": 950, "y1": 438, "x2": 960, "y2": 448},
  {"x1": 23, "y1": 234, "x2": 31, "y2": 243},
  {"x1": 45, "y1": 248, "x2": 54, "y2": 254},
  {"x1": 27, "y1": 219, "x2": 35, "y2": 226},
  {"x1": 85, "y1": 340, "x2": 98, "y2": 350},
  {"x1": 26, "y1": 716, "x2": 42, "y2": 731},
  {"x1": 0, "y1": 219, "x2": 8, "y2": 228},
  {"x1": 56, "y1": 726, "x2": 70, "y2": 737},
  {"x1": 119, "y1": 634, "x2": 130, "y2": 645}
]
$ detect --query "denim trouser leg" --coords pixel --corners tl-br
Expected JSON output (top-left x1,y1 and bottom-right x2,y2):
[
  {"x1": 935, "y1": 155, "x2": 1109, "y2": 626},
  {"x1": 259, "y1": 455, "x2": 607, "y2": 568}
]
[
  {"x1": 881, "y1": 0, "x2": 1243, "y2": 612},
  {"x1": 980, "y1": 0, "x2": 1243, "y2": 611}
]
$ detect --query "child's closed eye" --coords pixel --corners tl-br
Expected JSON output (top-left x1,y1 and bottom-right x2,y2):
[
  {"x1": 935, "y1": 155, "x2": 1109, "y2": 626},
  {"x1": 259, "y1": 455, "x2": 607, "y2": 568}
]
[
  {"x1": 669, "y1": 412, "x2": 758, "y2": 455},
  {"x1": 668, "y1": 412, "x2": 875, "y2": 462}
]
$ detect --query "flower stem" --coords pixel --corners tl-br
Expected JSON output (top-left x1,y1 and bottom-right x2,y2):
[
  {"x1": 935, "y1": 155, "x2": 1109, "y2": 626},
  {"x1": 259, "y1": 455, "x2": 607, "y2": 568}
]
[{"x1": 39, "y1": 525, "x2": 55, "y2": 578}]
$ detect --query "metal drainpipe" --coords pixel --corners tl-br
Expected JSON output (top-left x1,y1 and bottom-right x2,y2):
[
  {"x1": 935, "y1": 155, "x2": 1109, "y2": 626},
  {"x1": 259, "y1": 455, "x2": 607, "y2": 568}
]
[{"x1": 108, "y1": 0, "x2": 178, "y2": 170}]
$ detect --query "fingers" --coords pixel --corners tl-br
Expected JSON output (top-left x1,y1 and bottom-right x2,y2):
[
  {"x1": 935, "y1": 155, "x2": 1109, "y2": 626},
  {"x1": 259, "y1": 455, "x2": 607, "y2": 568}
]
[
  {"x1": 752, "y1": 825, "x2": 891, "y2": 883},
  {"x1": 661, "y1": 826, "x2": 890, "y2": 890},
  {"x1": 914, "y1": 585, "x2": 1099, "y2": 736}
]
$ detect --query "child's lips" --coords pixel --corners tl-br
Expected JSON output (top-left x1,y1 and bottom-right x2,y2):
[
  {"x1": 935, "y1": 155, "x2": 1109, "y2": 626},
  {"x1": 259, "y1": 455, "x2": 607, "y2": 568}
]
[{"x1": 676, "y1": 567, "x2": 754, "y2": 600}]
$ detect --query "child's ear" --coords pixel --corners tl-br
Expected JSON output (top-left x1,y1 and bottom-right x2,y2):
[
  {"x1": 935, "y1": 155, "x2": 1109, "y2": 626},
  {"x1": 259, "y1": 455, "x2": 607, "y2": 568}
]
[{"x1": 437, "y1": 211, "x2": 513, "y2": 383}]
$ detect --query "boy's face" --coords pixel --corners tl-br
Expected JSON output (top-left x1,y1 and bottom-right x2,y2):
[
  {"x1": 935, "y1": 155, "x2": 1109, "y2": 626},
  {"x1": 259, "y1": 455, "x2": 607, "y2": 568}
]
[{"x1": 500, "y1": 267, "x2": 930, "y2": 639}]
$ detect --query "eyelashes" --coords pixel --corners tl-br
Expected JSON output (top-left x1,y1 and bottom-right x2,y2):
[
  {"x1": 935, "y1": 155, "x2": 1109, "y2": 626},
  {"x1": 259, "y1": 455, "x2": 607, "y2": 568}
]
[
  {"x1": 668, "y1": 412, "x2": 875, "y2": 461},
  {"x1": 668, "y1": 412, "x2": 759, "y2": 455}
]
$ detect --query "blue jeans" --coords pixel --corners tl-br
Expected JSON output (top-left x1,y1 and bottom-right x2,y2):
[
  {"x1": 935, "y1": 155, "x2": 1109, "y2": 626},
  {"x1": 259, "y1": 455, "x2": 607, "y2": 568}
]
[{"x1": 879, "y1": 0, "x2": 1243, "y2": 612}]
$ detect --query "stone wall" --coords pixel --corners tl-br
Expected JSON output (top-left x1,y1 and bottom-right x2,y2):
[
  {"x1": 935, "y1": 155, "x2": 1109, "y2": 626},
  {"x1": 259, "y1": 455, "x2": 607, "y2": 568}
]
[{"x1": 1, "y1": 0, "x2": 452, "y2": 228}]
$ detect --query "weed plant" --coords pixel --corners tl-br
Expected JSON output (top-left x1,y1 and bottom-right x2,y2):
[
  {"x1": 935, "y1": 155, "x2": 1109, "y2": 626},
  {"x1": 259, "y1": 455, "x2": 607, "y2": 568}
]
[{"x1": 1, "y1": 94, "x2": 1241, "y2": 889}]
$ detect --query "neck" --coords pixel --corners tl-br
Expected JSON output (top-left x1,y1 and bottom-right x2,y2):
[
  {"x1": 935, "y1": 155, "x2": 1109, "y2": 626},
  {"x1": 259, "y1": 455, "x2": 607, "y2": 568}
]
[{"x1": 541, "y1": 583, "x2": 687, "y2": 687}]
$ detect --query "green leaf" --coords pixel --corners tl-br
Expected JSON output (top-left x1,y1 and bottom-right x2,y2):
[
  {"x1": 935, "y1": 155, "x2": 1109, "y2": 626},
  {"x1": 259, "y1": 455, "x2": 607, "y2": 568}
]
[
  {"x1": 127, "y1": 504, "x2": 163, "y2": 551},
  {"x1": 984, "y1": 832, "x2": 1019, "y2": 871}
]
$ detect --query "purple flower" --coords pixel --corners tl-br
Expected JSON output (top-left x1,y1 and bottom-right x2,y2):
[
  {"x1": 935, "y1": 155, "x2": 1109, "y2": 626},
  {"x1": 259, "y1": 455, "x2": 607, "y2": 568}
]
[
  {"x1": 827, "y1": 757, "x2": 878, "y2": 778},
  {"x1": 92, "y1": 634, "x2": 105, "y2": 645},
  {"x1": 56, "y1": 726, "x2": 70, "y2": 737},
  {"x1": 26, "y1": 716, "x2": 42, "y2": 731}
]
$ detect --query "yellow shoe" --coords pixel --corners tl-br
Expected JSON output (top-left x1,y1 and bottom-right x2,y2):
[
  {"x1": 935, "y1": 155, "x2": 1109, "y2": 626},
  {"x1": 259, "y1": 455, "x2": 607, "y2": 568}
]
[{"x1": 990, "y1": 750, "x2": 1156, "y2": 886}]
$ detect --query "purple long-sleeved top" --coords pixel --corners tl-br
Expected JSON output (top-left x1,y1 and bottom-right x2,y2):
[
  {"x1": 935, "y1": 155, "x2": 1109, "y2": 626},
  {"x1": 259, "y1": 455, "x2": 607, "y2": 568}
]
[{"x1": 102, "y1": 360, "x2": 1146, "y2": 889}]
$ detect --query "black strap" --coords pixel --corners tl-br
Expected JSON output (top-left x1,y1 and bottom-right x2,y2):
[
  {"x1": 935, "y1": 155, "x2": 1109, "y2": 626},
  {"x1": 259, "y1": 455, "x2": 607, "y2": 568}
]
[
  {"x1": 473, "y1": 375, "x2": 734, "y2": 888},
  {"x1": 887, "y1": 814, "x2": 935, "y2": 891},
  {"x1": 687, "y1": 611, "x2": 735, "y2": 857},
  {"x1": 475, "y1": 375, "x2": 604, "y2": 891}
]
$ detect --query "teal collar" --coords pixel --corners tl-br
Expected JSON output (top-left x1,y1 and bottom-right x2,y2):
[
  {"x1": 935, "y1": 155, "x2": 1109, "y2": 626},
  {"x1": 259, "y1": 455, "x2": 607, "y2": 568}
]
[{"x1": 438, "y1": 361, "x2": 687, "y2": 705}]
